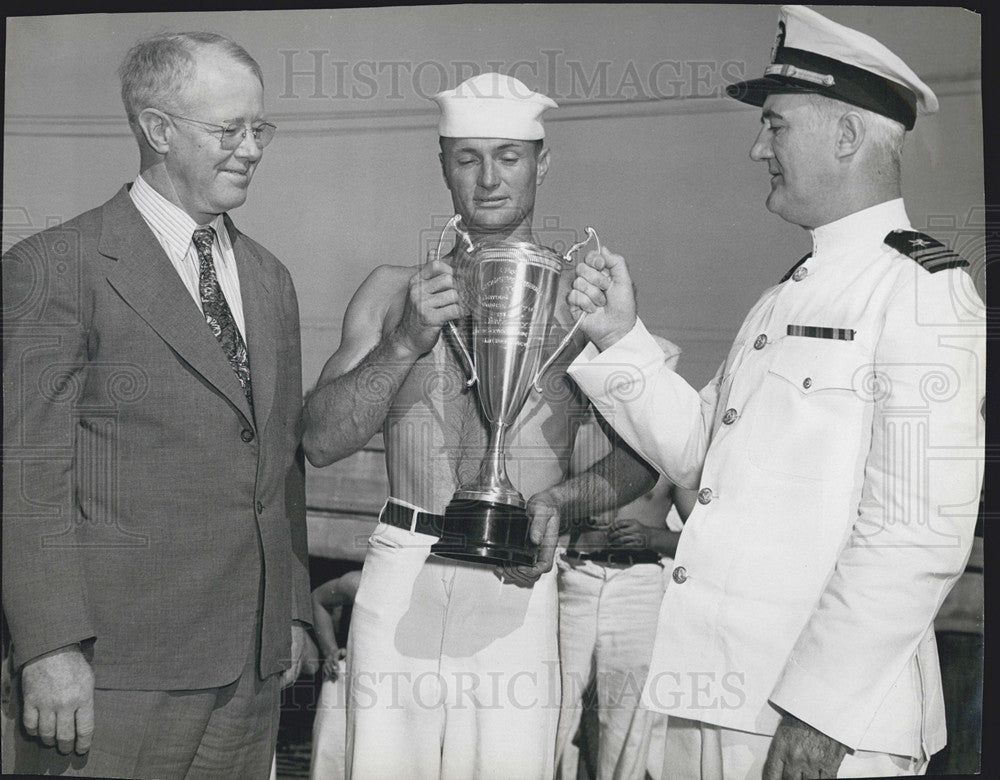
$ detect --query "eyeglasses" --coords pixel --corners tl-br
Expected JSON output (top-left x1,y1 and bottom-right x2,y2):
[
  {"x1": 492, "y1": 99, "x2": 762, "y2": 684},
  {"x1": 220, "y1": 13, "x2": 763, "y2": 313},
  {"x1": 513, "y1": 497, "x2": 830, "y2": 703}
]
[{"x1": 161, "y1": 111, "x2": 277, "y2": 150}]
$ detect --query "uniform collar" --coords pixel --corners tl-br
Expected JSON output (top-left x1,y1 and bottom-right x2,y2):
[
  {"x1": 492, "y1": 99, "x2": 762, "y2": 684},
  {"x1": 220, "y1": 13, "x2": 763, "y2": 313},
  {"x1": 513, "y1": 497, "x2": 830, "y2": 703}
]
[{"x1": 810, "y1": 198, "x2": 910, "y2": 259}]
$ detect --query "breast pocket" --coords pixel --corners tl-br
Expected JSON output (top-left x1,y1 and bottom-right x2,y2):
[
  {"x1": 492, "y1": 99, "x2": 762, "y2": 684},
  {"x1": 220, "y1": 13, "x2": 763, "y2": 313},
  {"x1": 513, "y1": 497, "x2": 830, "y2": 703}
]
[{"x1": 746, "y1": 336, "x2": 874, "y2": 481}]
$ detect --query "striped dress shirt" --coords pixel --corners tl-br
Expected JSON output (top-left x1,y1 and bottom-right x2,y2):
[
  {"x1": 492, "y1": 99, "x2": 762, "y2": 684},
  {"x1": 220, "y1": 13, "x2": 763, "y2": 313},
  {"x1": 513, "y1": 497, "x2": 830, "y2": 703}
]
[{"x1": 129, "y1": 174, "x2": 247, "y2": 339}]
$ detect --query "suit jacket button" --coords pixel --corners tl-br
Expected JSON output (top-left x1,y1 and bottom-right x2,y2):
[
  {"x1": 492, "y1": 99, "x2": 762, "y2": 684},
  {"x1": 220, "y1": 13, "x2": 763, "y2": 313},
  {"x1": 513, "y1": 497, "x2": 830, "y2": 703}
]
[
  {"x1": 241, "y1": 429, "x2": 255, "y2": 443},
  {"x1": 698, "y1": 488, "x2": 713, "y2": 505},
  {"x1": 255, "y1": 501, "x2": 264, "y2": 515},
  {"x1": 753, "y1": 334, "x2": 768, "y2": 350},
  {"x1": 802, "y1": 377, "x2": 813, "y2": 389},
  {"x1": 672, "y1": 566, "x2": 688, "y2": 584},
  {"x1": 722, "y1": 408, "x2": 738, "y2": 425},
  {"x1": 792, "y1": 266, "x2": 808, "y2": 282}
]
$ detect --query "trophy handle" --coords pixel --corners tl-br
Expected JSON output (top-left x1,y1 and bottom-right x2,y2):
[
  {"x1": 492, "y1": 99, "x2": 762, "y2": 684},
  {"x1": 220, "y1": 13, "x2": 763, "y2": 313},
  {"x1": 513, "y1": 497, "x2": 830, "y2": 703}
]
[
  {"x1": 437, "y1": 215, "x2": 477, "y2": 387},
  {"x1": 532, "y1": 227, "x2": 601, "y2": 393}
]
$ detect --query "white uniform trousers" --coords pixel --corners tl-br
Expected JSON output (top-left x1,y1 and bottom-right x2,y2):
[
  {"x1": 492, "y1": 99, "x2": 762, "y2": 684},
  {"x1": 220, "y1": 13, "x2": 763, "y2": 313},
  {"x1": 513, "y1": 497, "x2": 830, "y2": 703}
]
[
  {"x1": 346, "y1": 520, "x2": 559, "y2": 779},
  {"x1": 554, "y1": 556, "x2": 665, "y2": 780},
  {"x1": 310, "y1": 660, "x2": 347, "y2": 780}
]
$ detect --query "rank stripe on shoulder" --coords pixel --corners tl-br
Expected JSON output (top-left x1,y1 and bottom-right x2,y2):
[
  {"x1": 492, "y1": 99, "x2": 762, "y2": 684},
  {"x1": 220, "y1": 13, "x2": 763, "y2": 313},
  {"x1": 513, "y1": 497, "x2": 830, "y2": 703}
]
[
  {"x1": 780, "y1": 252, "x2": 812, "y2": 282},
  {"x1": 883, "y1": 229, "x2": 968, "y2": 273}
]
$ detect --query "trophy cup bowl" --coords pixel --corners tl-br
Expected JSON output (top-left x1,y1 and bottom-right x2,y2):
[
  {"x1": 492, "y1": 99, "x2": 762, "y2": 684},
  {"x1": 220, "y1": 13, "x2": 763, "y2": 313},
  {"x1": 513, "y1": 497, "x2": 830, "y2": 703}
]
[{"x1": 430, "y1": 217, "x2": 599, "y2": 567}]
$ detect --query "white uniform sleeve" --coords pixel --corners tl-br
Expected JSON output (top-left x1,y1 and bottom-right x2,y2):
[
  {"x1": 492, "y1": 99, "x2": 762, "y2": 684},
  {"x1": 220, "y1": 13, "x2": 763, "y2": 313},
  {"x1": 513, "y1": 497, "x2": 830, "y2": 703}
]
[
  {"x1": 567, "y1": 318, "x2": 723, "y2": 490},
  {"x1": 769, "y1": 267, "x2": 985, "y2": 749}
]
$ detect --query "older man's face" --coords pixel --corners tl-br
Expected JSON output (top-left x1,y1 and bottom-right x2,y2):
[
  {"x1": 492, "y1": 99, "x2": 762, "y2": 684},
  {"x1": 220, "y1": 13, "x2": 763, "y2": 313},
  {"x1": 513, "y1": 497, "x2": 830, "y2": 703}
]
[
  {"x1": 439, "y1": 138, "x2": 548, "y2": 236},
  {"x1": 749, "y1": 93, "x2": 840, "y2": 229},
  {"x1": 164, "y1": 48, "x2": 265, "y2": 224}
]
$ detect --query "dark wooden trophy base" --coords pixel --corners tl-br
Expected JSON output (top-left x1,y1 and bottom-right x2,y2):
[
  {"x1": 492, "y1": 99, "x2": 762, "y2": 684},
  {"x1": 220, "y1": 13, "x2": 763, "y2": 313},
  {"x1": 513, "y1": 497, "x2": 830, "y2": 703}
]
[{"x1": 431, "y1": 498, "x2": 537, "y2": 567}]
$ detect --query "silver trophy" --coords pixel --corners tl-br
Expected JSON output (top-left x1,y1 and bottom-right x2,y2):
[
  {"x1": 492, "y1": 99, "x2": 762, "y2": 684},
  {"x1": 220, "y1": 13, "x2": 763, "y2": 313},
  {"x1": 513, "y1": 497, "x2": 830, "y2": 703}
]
[{"x1": 430, "y1": 215, "x2": 600, "y2": 566}]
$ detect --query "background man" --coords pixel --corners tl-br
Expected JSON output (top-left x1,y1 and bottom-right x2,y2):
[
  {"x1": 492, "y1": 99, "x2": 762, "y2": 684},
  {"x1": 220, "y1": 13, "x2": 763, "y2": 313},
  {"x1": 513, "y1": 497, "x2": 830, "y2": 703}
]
[
  {"x1": 555, "y1": 335, "x2": 696, "y2": 780},
  {"x1": 567, "y1": 6, "x2": 984, "y2": 779},
  {"x1": 308, "y1": 570, "x2": 361, "y2": 780},
  {"x1": 302, "y1": 72, "x2": 656, "y2": 778},
  {"x1": 2, "y1": 32, "x2": 310, "y2": 777}
]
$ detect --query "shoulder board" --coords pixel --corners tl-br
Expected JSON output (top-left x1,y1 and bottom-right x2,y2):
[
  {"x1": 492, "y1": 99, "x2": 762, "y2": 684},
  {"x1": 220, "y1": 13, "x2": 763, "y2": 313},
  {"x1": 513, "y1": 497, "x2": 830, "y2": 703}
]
[
  {"x1": 780, "y1": 252, "x2": 811, "y2": 282},
  {"x1": 883, "y1": 230, "x2": 968, "y2": 274}
]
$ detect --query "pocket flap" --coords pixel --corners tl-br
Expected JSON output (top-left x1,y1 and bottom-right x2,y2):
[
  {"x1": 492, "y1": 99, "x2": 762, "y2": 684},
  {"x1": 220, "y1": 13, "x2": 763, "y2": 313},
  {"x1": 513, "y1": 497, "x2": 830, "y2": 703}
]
[{"x1": 767, "y1": 336, "x2": 870, "y2": 394}]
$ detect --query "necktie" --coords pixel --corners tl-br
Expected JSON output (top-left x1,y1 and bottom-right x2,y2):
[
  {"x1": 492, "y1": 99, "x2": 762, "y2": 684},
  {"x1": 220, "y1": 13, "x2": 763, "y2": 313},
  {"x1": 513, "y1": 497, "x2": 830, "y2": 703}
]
[{"x1": 192, "y1": 227, "x2": 254, "y2": 416}]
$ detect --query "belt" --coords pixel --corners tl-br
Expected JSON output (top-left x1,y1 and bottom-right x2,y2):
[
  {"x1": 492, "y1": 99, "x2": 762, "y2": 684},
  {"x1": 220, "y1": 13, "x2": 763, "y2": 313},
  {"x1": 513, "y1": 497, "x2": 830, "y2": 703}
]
[
  {"x1": 564, "y1": 548, "x2": 661, "y2": 566},
  {"x1": 379, "y1": 500, "x2": 445, "y2": 537}
]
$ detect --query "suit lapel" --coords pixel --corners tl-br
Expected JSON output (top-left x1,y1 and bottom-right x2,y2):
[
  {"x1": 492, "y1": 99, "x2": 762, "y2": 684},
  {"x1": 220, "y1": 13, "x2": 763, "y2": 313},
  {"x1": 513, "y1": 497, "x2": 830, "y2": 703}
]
[
  {"x1": 101, "y1": 187, "x2": 254, "y2": 425},
  {"x1": 226, "y1": 215, "x2": 278, "y2": 432}
]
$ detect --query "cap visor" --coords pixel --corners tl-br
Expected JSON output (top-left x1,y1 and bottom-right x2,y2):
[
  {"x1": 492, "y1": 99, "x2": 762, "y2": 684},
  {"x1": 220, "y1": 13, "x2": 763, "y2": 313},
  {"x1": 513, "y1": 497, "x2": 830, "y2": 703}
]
[{"x1": 726, "y1": 77, "x2": 820, "y2": 106}]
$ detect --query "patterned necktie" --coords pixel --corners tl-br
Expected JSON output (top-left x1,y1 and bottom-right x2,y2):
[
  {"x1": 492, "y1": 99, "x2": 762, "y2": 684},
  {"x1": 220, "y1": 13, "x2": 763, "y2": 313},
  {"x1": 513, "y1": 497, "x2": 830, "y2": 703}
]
[{"x1": 192, "y1": 227, "x2": 254, "y2": 416}]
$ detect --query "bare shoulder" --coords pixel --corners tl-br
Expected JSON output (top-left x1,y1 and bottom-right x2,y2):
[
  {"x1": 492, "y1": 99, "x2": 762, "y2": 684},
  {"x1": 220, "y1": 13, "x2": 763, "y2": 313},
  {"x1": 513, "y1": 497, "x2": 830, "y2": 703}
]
[
  {"x1": 348, "y1": 264, "x2": 417, "y2": 323},
  {"x1": 315, "y1": 264, "x2": 417, "y2": 382}
]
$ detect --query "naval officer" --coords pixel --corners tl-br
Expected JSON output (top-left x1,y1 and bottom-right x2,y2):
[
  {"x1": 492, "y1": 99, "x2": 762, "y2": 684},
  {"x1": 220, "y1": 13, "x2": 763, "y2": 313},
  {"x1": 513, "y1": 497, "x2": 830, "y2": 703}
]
[{"x1": 566, "y1": 6, "x2": 985, "y2": 778}]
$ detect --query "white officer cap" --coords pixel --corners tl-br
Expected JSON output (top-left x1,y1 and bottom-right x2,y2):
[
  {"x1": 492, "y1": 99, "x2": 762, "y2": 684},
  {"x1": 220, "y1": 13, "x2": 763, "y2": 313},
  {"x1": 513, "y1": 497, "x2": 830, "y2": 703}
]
[
  {"x1": 432, "y1": 72, "x2": 558, "y2": 140},
  {"x1": 727, "y1": 5, "x2": 938, "y2": 130}
]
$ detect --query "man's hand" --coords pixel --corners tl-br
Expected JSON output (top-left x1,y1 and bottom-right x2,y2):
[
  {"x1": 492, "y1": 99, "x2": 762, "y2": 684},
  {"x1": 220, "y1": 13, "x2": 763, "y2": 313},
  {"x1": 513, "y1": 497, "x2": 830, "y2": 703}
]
[
  {"x1": 568, "y1": 247, "x2": 637, "y2": 351},
  {"x1": 21, "y1": 644, "x2": 95, "y2": 755},
  {"x1": 605, "y1": 518, "x2": 650, "y2": 550},
  {"x1": 763, "y1": 712, "x2": 848, "y2": 780},
  {"x1": 389, "y1": 254, "x2": 463, "y2": 358},
  {"x1": 497, "y1": 493, "x2": 562, "y2": 587},
  {"x1": 280, "y1": 623, "x2": 311, "y2": 688},
  {"x1": 322, "y1": 648, "x2": 347, "y2": 682}
]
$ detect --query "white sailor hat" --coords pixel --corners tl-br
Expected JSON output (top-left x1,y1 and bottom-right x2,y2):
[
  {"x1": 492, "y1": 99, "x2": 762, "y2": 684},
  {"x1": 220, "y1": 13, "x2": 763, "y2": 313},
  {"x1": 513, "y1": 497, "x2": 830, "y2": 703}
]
[
  {"x1": 727, "y1": 5, "x2": 938, "y2": 130},
  {"x1": 432, "y1": 72, "x2": 558, "y2": 140}
]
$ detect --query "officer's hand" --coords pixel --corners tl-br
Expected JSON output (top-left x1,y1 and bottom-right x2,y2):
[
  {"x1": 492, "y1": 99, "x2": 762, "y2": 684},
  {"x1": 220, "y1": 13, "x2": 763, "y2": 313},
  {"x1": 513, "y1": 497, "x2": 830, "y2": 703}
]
[
  {"x1": 496, "y1": 494, "x2": 561, "y2": 587},
  {"x1": 391, "y1": 251, "x2": 463, "y2": 358},
  {"x1": 606, "y1": 518, "x2": 649, "y2": 550},
  {"x1": 568, "y1": 247, "x2": 637, "y2": 351},
  {"x1": 762, "y1": 712, "x2": 847, "y2": 780},
  {"x1": 21, "y1": 644, "x2": 95, "y2": 755}
]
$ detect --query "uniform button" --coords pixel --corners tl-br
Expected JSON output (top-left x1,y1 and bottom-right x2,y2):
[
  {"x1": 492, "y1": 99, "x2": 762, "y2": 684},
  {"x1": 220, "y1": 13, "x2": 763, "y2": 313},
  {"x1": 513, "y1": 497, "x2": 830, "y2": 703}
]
[
  {"x1": 240, "y1": 429, "x2": 255, "y2": 443},
  {"x1": 754, "y1": 334, "x2": 768, "y2": 350},
  {"x1": 722, "y1": 408, "x2": 738, "y2": 425},
  {"x1": 672, "y1": 566, "x2": 688, "y2": 584},
  {"x1": 698, "y1": 487, "x2": 713, "y2": 505},
  {"x1": 792, "y1": 266, "x2": 808, "y2": 282},
  {"x1": 255, "y1": 501, "x2": 264, "y2": 515},
  {"x1": 802, "y1": 377, "x2": 813, "y2": 389}
]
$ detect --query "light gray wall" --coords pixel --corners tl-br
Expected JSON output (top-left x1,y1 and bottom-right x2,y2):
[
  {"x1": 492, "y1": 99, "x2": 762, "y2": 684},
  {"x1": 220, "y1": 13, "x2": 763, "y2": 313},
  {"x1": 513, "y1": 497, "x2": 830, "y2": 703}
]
[{"x1": 4, "y1": 5, "x2": 983, "y2": 391}]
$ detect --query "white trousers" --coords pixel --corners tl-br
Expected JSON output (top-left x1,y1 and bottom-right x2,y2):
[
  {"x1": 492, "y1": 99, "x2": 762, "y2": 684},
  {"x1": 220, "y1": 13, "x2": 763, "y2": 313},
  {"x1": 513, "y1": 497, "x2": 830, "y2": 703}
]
[
  {"x1": 310, "y1": 663, "x2": 347, "y2": 780},
  {"x1": 554, "y1": 557, "x2": 665, "y2": 780},
  {"x1": 346, "y1": 519, "x2": 559, "y2": 779},
  {"x1": 661, "y1": 717, "x2": 928, "y2": 779}
]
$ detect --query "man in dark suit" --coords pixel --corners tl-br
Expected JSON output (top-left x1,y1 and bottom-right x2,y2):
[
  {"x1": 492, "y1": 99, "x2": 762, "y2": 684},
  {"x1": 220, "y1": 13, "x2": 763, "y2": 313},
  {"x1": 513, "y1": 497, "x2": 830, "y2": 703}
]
[{"x1": 2, "y1": 31, "x2": 310, "y2": 777}]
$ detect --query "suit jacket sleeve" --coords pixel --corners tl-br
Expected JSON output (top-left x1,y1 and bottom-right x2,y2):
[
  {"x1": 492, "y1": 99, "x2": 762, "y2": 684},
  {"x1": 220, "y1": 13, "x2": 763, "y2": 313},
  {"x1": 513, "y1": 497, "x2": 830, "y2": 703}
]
[
  {"x1": 2, "y1": 229, "x2": 98, "y2": 667},
  {"x1": 279, "y1": 264, "x2": 312, "y2": 626},
  {"x1": 769, "y1": 267, "x2": 985, "y2": 748},
  {"x1": 567, "y1": 318, "x2": 722, "y2": 490}
]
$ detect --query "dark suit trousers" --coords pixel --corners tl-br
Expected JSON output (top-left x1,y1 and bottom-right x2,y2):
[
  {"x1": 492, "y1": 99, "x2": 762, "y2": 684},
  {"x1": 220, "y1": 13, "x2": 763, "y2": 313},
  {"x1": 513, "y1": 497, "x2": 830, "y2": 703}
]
[{"x1": 4, "y1": 647, "x2": 280, "y2": 779}]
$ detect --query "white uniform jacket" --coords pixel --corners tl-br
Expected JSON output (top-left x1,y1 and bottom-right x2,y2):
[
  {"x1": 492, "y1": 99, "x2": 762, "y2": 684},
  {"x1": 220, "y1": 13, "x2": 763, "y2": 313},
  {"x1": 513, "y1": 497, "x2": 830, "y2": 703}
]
[{"x1": 567, "y1": 199, "x2": 985, "y2": 758}]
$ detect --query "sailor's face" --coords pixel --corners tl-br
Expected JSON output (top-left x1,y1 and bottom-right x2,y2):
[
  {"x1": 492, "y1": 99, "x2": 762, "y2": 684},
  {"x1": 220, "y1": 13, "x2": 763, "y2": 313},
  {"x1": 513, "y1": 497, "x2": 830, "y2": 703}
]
[{"x1": 440, "y1": 138, "x2": 549, "y2": 236}]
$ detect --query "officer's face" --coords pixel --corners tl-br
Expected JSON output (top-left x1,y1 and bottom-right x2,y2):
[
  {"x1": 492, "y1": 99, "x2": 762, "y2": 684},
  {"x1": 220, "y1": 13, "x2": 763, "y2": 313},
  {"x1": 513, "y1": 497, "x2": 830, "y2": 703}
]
[
  {"x1": 749, "y1": 93, "x2": 840, "y2": 229},
  {"x1": 439, "y1": 138, "x2": 549, "y2": 236}
]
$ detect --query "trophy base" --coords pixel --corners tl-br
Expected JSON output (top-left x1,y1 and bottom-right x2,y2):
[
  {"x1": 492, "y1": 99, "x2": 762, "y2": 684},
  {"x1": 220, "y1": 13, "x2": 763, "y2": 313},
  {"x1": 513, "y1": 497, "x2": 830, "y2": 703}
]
[{"x1": 431, "y1": 498, "x2": 536, "y2": 567}]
